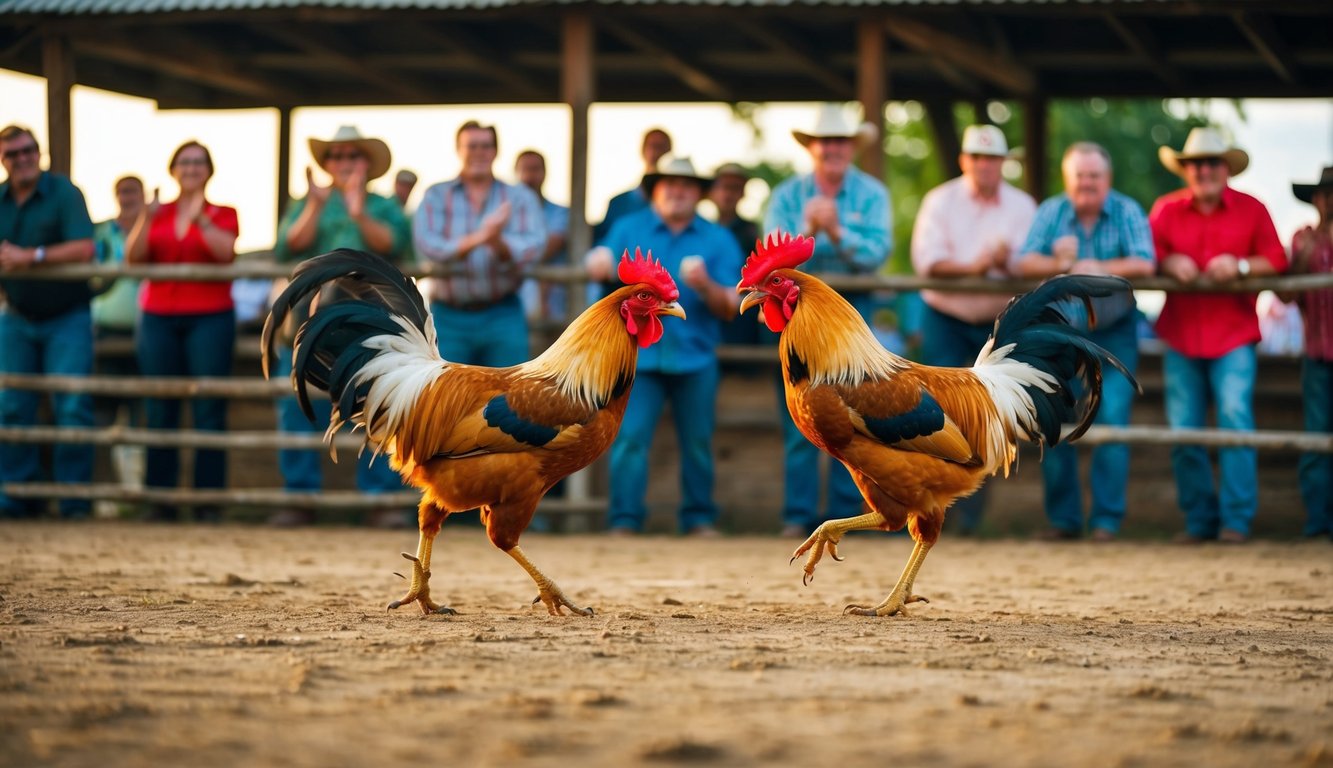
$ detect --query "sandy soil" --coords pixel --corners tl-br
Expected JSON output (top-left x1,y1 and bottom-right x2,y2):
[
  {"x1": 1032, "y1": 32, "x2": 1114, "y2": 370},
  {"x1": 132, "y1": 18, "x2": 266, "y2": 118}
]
[{"x1": 2, "y1": 522, "x2": 1331, "y2": 768}]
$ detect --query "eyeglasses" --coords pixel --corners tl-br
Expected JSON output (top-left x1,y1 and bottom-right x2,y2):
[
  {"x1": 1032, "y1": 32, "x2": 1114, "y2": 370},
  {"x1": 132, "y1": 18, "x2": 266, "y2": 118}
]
[
  {"x1": 326, "y1": 152, "x2": 365, "y2": 162},
  {"x1": 2, "y1": 145, "x2": 38, "y2": 161},
  {"x1": 1182, "y1": 158, "x2": 1226, "y2": 169}
]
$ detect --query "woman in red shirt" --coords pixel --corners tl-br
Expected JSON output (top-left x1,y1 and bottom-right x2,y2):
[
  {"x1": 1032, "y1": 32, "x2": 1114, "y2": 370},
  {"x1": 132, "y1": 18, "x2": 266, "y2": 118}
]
[{"x1": 125, "y1": 140, "x2": 238, "y2": 522}]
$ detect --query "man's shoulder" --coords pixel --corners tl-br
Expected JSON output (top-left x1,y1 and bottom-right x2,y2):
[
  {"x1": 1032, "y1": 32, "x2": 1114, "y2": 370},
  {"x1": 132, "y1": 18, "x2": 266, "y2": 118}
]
[
  {"x1": 1151, "y1": 187, "x2": 1192, "y2": 212},
  {"x1": 1104, "y1": 189, "x2": 1148, "y2": 217},
  {"x1": 1222, "y1": 186, "x2": 1271, "y2": 212},
  {"x1": 38, "y1": 171, "x2": 85, "y2": 200}
]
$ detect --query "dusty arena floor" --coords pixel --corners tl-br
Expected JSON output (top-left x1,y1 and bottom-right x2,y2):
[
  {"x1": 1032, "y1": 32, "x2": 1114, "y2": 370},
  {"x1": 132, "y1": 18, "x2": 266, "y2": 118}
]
[{"x1": 2, "y1": 523, "x2": 1331, "y2": 768}]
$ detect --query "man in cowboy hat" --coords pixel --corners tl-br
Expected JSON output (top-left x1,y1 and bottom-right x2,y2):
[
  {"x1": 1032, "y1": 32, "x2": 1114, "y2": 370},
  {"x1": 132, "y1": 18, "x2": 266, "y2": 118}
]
[
  {"x1": 1013, "y1": 141, "x2": 1156, "y2": 542},
  {"x1": 763, "y1": 103, "x2": 894, "y2": 538},
  {"x1": 271, "y1": 124, "x2": 413, "y2": 527},
  {"x1": 588, "y1": 154, "x2": 743, "y2": 537},
  {"x1": 1149, "y1": 126, "x2": 1287, "y2": 544},
  {"x1": 908, "y1": 123, "x2": 1036, "y2": 536},
  {"x1": 1283, "y1": 165, "x2": 1333, "y2": 539}
]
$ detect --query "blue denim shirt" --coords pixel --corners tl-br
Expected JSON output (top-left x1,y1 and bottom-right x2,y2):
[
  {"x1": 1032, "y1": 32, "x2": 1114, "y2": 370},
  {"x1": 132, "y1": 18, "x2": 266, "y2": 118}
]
[
  {"x1": 0, "y1": 172, "x2": 94, "y2": 320},
  {"x1": 602, "y1": 206, "x2": 743, "y2": 374},
  {"x1": 763, "y1": 166, "x2": 892, "y2": 276}
]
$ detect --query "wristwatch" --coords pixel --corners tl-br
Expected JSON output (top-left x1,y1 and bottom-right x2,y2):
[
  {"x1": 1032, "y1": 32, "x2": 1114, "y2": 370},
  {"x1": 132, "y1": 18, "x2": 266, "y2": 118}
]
[
  {"x1": 33, "y1": 245, "x2": 46, "y2": 263},
  {"x1": 1236, "y1": 257, "x2": 1251, "y2": 278}
]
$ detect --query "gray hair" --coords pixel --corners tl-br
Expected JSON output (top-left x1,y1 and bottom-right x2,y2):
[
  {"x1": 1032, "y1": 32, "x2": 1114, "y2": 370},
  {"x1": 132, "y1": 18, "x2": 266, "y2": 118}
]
[{"x1": 1062, "y1": 141, "x2": 1112, "y2": 172}]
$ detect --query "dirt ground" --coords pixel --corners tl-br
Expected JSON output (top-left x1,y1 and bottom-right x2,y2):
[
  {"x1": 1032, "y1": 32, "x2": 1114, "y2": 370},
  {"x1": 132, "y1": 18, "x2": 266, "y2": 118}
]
[{"x1": 2, "y1": 523, "x2": 1331, "y2": 768}]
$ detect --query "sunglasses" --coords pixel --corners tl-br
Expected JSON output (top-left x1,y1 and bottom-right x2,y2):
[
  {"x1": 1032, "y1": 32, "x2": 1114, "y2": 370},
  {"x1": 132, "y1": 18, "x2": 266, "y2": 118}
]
[
  {"x1": 2, "y1": 145, "x2": 38, "y2": 161},
  {"x1": 326, "y1": 151, "x2": 365, "y2": 162},
  {"x1": 1182, "y1": 157, "x2": 1226, "y2": 169}
]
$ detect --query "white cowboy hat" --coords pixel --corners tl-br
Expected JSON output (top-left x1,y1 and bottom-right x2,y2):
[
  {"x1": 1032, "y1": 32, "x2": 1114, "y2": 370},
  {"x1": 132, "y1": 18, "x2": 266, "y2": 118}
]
[
  {"x1": 960, "y1": 124, "x2": 1010, "y2": 157},
  {"x1": 1158, "y1": 127, "x2": 1249, "y2": 178},
  {"x1": 309, "y1": 125, "x2": 393, "y2": 181},
  {"x1": 643, "y1": 154, "x2": 713, "y2": 193},
  {"x1": 1292, "y1": 165, "x2": 1333, "y2": 203},
  {"x1": 791, "y1": 103, "x2": 878, "y2": 151}
]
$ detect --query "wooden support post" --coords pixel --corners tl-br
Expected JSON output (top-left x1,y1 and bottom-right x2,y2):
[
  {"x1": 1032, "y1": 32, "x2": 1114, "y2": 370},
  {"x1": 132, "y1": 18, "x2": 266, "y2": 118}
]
[
  {"x1": 276, "y1": 106, "x2": 292, "y2": 221},
  {"x1": 923, "y1": 100, "x2": 961, "y2": 179},
  {"x1": 41, "y1": 35, "x2": 74, "y2": 176},
  {"x1": 856, "y1": 19, "x2": 886, "y2": 181},
  {"x1": 1023, "y1": 97, "x2": 1048, "y2": 199}
]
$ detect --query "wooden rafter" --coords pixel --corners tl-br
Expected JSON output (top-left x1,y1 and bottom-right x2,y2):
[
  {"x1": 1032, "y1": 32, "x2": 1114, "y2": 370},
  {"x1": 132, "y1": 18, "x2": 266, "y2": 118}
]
[
  {"x1": 1231, "y1": 11, "x2": 1300, "y2": 85},
  {"x1": 254, "y1": 25, "x2": 435, "y2": 103},
  {"x1": 415, "y1": 24, "x2": 545, "y2": 102},
  {"x1": 1101, "y1": 12, "x2": 1187, "y2": 91},
  {"x1": 78, "y1": 38, "x2": 297, "y2": 104},
  {"x1": 598, "y1": 18, "x2": 731, "y2": 101},
  {"x1": 882, "y1": 15, "x2": 1035, "y2": 96},
  {"x1": 734, "y1": 19, "x2": 852, "y2": 96}
]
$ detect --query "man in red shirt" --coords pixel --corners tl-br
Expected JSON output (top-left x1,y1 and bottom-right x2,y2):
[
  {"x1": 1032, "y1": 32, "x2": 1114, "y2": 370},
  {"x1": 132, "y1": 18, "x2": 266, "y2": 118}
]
[{"x1": 1150, "y1": 127, "x2": 1287, "y2": 544}]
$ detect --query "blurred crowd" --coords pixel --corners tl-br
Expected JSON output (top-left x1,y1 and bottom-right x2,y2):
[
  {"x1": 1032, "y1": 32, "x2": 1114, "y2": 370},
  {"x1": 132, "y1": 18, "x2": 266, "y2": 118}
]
[{"x1": 1, "y1": 108, "x2": 1329, "y2": 541}]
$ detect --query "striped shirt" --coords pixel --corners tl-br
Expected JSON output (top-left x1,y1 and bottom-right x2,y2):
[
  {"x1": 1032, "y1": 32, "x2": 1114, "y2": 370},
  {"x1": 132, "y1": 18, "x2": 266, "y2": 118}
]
[
  {"x1": 413, "y1": 177, "x2": 545, "y2": 306},
  {"x1": 1019, "y1": 189, "x2": 1153, "y2": 326},
  {"x1": 1294, "y1": 227, "x2": 1333, "y2": 362}
]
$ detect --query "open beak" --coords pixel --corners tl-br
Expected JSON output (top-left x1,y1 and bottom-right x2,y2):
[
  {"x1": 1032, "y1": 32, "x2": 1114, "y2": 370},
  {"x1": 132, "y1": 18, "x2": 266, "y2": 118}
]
[
  {"x1": 738, "y1": 289, "x2": 766, "y2": 315},
  {"x1": 658, "y1": 301, "x2": 686, "y2": 320}
]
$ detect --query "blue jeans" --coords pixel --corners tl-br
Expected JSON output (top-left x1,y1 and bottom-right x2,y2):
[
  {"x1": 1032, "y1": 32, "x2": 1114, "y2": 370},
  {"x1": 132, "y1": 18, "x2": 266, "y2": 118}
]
[
  {"x1": 430, "y1": 295, "x2": 529, "y2": 367},
  {"x1": 607, "y1": 365, "x2": 720, "y2": 533},
  {"x1": 0, "y1": 306, "x2": 95, "y2": 518},
  {"x1": 273, "y1": 346, "x2": 405, "y2": 494},
  {"x1": 1163, "y1": 345, "x2": 1258, "y2": 537},
  {"x1": 137, "y1": 310, "x2": 235, "y2": 491},
  {"x1": 920, "y1": 304, "x2": 996, "y2": 533},
  {"x1": 1299, "y1": 357, "x2": 1333, "y2": 536},
  {"x1": 1040, "y1": 316, "x2": 1139, "y2": 534}
]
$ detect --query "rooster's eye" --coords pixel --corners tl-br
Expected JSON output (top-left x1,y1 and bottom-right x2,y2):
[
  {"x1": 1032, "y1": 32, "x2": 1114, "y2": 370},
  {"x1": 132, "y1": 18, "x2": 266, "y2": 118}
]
[
  {"x1": 770, "y1": 276, "x2": 782, "y2": 285},
  {"x1": 637, "y1": 291, "x2": 652, "y2": 301}
]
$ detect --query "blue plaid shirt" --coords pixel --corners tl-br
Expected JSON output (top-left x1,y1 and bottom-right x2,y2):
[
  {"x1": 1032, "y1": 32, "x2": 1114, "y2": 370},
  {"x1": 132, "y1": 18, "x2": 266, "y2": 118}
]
[
  {"x1": 763, "y1": 167, "x2": 892, "y2": 276},
  {"x1": 1019, "y1": 189, "x2": 1153, "y2": 327}
]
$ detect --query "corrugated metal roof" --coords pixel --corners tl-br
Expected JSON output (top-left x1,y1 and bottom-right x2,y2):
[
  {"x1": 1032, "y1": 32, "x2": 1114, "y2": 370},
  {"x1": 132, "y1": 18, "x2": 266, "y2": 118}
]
[{"x1": 0, "y1": 0, "x2": 1164, "y2": 15}]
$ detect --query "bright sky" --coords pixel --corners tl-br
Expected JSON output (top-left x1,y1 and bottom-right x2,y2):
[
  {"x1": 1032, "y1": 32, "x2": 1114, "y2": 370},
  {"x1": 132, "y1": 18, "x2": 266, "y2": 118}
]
[{"x1": 2, "y1": 68, "x2": 1330, "y2": 255}]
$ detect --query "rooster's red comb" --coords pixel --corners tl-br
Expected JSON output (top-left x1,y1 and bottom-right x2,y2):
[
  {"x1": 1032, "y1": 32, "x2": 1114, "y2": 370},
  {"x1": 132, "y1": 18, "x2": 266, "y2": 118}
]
[
  {"x1": 740, "y1": 231, "x2": 814, "y2": 286},
  {"x1": 618, "y1": 248, "x2": 679, "y2": 301}
]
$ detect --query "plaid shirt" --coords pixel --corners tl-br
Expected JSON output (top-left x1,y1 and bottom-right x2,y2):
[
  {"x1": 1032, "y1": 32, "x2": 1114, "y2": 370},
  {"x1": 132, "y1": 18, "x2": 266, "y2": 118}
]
[
  {"x1": 764, "y1": 166, "x2": 892, "y2": 276},
  {"x1": 414, "y1": 177, "x2": 545, "y2": 306},
  {"x1": 1019, "y1": 189, "x2": 1154, "y2": 326}
]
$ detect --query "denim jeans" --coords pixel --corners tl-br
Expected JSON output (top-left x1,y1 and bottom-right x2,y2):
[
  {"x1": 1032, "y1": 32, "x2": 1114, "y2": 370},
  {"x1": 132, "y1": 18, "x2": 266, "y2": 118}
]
[
  {"x1": 1299, "y1": 357, "x2": 1333, "y2": 536},
  {"x1": 272, "y1": 346, "x2": 406, "y2": 494},
  {"x1": 0, "y1": 306, "x2": 95, "y2": 518},
  {"x1": 1040, "y1": 316, "x2": 1139, "y2": 535},
  {"x1": 1163, "y1": 344, "x2": 1258, "y2": 537},
  {"x1": 920, "y1": 304, "x2": 996, "y2": 533},
  {"x1": 136, "y1": 310, "x2": 235, "y2": 491},
  {"x1": 607, "y1": 364, "x2": 720, "y2": 533},
  {"x1": 430, "y1": 295, "x2": 529, "y2": 367}
]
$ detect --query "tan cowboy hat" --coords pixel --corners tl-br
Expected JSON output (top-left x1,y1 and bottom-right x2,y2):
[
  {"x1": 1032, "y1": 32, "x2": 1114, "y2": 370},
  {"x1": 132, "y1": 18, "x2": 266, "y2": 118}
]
[
  {"x1": 791, "y1": 103, "x2": 878, "y2": 151},
  {"x1": 1293, "y1": 166, "x2": 1333, "y2": 203},
  {"x1": 1158, "y1": 127, "x2": 1249, "y2": 178},
  {"x1": 960, "y1": 124, "x2": 1010, "y2": 157},
  {"x1": 309, "y1": 125, "x2": 392, "y2": 181},
  {"x1": 643, "y1": 154, "x2": 713, "y2": 193}
]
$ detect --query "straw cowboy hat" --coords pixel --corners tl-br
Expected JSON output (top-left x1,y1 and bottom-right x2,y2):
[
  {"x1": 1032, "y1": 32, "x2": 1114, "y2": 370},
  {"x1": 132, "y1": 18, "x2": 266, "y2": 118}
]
[
  {"x1": 1292, "y1": 165, "x2": 1333, "y2": 203},
  {"x1": 1158, "y1": 127, "x2": 1249, "y2": 178},
  {"x1": 309, "y1": 125, "x2": 392, "y2": 181},
  {"x1": 960, "y1": 124, "x2": 1010, "y2": 157},
  {"x1": 791, "y1": 103, "x2": 878, "y2": 151},
  {"x1": 643, "y1": 154, "x2": 713, "y2": 193}
]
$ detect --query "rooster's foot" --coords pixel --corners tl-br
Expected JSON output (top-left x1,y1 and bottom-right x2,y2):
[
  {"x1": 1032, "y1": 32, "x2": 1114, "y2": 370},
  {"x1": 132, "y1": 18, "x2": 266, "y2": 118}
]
[
  {"x1": 789, "y1": 523, "x2": 847, "y2": 586},
  {"x1": 843, "y1": 591, "x2": 929, "y2": 618},
  {"x1": 387, "y1": 552, "x2": 457, "y2": 615},
  {"x1": 531, "y1": 584, "x2": 594, "y2": 617}
]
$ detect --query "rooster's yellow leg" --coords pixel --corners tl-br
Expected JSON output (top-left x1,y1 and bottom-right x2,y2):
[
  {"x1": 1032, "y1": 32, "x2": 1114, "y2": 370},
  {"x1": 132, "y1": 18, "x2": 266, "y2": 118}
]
[
  {"x1": 790, "y1": 512, "x2": 887, "y2": 586},
  {"x1": 504, "y1": 545, "x2": 593, "y2": 617},
  {"x1": 844, "y1": 539, "x2": 934, "y2": 617},
  {"x1": 388, "y1": 529, "x2": 457, "y2": 615}
]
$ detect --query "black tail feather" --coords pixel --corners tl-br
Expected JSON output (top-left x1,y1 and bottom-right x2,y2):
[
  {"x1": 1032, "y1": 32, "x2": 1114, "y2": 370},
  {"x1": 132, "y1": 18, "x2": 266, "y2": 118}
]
[
  {"x1": 261, "y1": 249, "x2": 428, "y2": 424},
  {"x1": 988, "y1": 274, "x2": 1142, "y2": 447}
]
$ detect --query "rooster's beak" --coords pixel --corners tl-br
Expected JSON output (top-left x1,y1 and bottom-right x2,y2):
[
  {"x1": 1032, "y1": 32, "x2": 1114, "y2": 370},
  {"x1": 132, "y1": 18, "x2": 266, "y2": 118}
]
[
  {"x1": 738, "y1": 290, "x2": 765, "y2": 316},
  {"x1": 658, "y1": 301, "x2": 686, "y2": 320}
]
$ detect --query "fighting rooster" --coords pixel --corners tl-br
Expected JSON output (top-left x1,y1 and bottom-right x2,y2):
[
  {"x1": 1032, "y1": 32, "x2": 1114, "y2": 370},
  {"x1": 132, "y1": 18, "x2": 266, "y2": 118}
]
[
  {"x1": 736, "y1": 233, "x2": 1138, "y2": 617},
  {"x1": 263, "y1": 248, "x2": 683, "y2": 616}
]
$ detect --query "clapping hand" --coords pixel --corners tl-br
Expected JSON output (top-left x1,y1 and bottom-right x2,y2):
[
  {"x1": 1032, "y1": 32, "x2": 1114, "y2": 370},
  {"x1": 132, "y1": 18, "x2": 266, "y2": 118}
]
[{"x1": 305, "y1": 166, "x2": 332, "y2": 206}]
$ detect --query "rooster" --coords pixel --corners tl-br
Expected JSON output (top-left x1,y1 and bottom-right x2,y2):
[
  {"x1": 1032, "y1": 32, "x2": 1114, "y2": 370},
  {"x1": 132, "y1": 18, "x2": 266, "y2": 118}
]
[
  {"x1": 736, "y1": 232, "x2": 1138, "y2": 617},
  {"x1": 262, "y1": 248, "x2": 683, "y2": 616}
]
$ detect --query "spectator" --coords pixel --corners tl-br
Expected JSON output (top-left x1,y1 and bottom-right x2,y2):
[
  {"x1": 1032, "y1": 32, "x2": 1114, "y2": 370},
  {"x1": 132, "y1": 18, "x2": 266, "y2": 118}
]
[
  {"x1": 1282, "y1": 165, "x2": 1333, "y2": 539},
  {"x1": 92, "y1": 175, "x2": 147, "y2": 497},
  {"x1": 586, "y1": 155, "x2": 742, "y2": 536},
  {"x1": 415, "y1": 120, "x2": 545, "y2": 368},
  {"x1": 0, "y1": 125, "x2": 96, "y2": 520},
  {"x1": 271, "y1": 125, "x2": 413, "y2": 528},
  {"x1": 590, "y1": 128, "x2": 672, "y2": 301},
  {"x1": 911, "y1": 123, "x2": 1036, "y2": 536},
  {"x1": 394, "y1": 169, "x2": 418, "y2": 209},
  {"x1": 124, "y1": 140, "x2": 238, "y2": 523},
  {"x1": 1150, "y1": 127, "x2": 1287, "y2": 545},
  {"x1": 709, "y1": 162, "x2": 762, "y2": 350},
  {"x1": 764, "y1": 104, "x2": 892, "y2": 539},
  {"x1": 1013, "y1": 142, "x2": 1156, "y2": 541},
  {"x1": 514, "y1": 149, "x2": 569, "y2": 323}
]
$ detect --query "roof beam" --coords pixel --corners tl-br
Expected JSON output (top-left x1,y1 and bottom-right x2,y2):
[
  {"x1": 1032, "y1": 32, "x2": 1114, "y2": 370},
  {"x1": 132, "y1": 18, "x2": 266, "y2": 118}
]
[
  {"x1": 253, "y1": 25, "x2": 436, "y2": 103},
  {"x1": 1231, "y1": 11, "x2": 1300, "y2": 85},
  {"x1": 882, "y1": 15, "x2": 1035, "y2": 96},
  {"x1": 414, "y1": 25, "x2": 545, "y2": 102},
  {"x1": 77, "y1": 38, "x2": 297, "y2": 104},
  {"x1": 1102, "y1": 12, "x2": 1187, "y2": 91},
  {"x1": 598, "y1": 18, "x2": 732, "y2": 101},
  {"x1": 734, "y1": 19, "x2": 853, "y2": 96}
]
